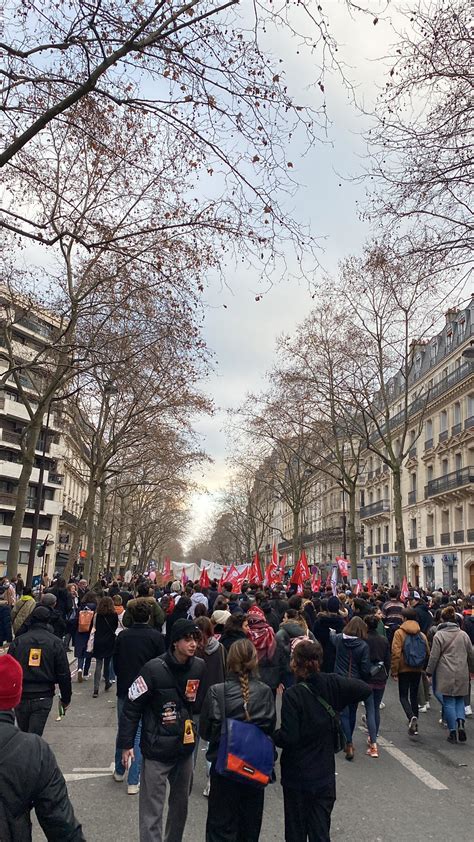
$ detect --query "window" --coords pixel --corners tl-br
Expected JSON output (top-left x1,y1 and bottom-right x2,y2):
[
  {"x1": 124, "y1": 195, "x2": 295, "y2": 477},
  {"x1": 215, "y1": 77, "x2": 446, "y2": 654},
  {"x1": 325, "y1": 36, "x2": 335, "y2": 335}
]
[
  {"x1": 440, "y1": 410, "x2": 448, "y2": 432},
  {"x1": 410, "y1": 473, "x2": 416, "y2": 491},
  {"x1": 458, "y1": 318, "x2": 466, "y2": 339},
  {"x1": 455, "y1": 453, "x2": 462, "y2": 471},
  {"x1": 427, "y1": 465, "x2": 433, "y2": 482},
  {"x1": 384, "y1": 525, "x2": 389, "y2": 544},
  {"x1": 411, "y1": 518, "x2": 417, "y2": 538},
  {"x1": 430, "y1": 340, "x2": 438, "y2": 361},
  {"x1": 446, "y1": 331, "x2": 453, "y2": 349},
  {"x1": 442, "y1": 458, "x2": 449, "y2": 476},
  {"x1": 426, "y1": 419, "x2": 433, "y2": 439},
  {"x1": 454, "y1": 402, "x2": 461, "y2": 425}
]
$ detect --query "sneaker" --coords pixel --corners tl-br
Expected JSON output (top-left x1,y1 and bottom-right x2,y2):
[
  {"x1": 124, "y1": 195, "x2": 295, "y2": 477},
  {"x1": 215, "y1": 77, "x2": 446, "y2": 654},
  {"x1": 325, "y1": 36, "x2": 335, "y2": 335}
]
[
  {"x1": 104, "y1": 682, "x2": 112, "y2": 691},
  {"x1": 465, "y1": 705, "x2": 472, "y2": 717},
  {"x1": 203, "y1": 780, "x2": 211, "y2": 797},
  {"x1": 439, "y1": 718, "x2": 448, "y2": 728},
  {"x1": 113, "y1": 771, "x2": 125, "y2": 782},
  {"x1": 127, "y1": 784, "x2": 139, "y2": 795},
  {"x1": 379, "y1": 702, "x2": 385, "y2": 709},
  {"x1": 408, "y1": 716, "x2": 418, "y2": 736},
  {"x1": 344, "y1": 743, "x2": 354, "y2": 761},
  {"x1": 425, "y1": 701, "x2": 430, "y2": 710},
  {"x1": 447, "y1": 730, "x2": 457, "y2": 743},
  {"x1": 83, "y1": 673, "x2": 90, "y2": 681},
  {"x1": 368, "y1": 743, "x2": 379, "y2": 758},
  {"x1": 77, "y1": 669, "x2": 83, "y2": 683},
  {"x1": 419, "y1": 704, "x2": 428, "y2": 713},
  {"x1": 457, "y1": 720, "x2": 467, "y2": 743},
  {"x1": 92, "y1": 692, "x2": 98, "y2": 698}
]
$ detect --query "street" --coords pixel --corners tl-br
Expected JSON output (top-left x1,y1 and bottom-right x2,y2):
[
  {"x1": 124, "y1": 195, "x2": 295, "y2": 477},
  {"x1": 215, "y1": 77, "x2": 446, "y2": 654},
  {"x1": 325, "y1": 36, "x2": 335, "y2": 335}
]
[{"x1": 34, "y1": 668, "x2": 473, "y2": 842}]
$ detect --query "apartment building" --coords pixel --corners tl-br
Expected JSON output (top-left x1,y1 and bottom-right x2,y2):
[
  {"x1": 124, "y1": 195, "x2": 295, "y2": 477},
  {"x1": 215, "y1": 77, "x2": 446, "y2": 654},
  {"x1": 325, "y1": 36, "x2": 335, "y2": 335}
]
[
  {"x1": 360, "y1": 302, "x2": 474, "y2": 592},
  {"x1": 0, "y1": 290, "x2": 64, "y2": 579}
]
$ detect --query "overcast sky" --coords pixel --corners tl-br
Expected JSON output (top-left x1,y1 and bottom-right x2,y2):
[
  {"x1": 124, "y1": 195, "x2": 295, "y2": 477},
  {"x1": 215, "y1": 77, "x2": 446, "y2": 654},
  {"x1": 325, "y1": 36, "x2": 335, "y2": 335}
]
[{"x1": 185, "y1": 3, "x2": 400, "y2": 545}]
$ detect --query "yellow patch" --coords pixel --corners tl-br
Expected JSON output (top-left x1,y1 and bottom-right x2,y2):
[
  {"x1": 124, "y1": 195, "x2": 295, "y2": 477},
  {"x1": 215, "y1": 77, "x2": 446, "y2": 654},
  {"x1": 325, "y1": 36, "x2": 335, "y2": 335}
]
[{"x1": 28, "y1": 648, "x2": 42, "y2": 667}]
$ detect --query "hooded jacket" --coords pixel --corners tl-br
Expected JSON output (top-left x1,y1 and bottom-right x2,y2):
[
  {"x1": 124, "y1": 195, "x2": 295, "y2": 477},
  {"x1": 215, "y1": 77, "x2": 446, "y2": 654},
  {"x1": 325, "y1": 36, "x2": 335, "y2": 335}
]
[
  {"x1": 391, "y1": 620, "x2": 429, "y2": 676},
  {"x1": 426, "y1": 623, "x2": 474, "y2": 697},
  {"x1": 189, "y1": 592, "x2": 209, "y2": 618},
  {"x1": 333, "y1": 634, "x2": 371, "y2": 681},
  {"x1": 0, "y1": 710, "x2": 84, "y2": 842},
  {"x1": 276, "y1": 621, "x2": 315, "y2": 670}
]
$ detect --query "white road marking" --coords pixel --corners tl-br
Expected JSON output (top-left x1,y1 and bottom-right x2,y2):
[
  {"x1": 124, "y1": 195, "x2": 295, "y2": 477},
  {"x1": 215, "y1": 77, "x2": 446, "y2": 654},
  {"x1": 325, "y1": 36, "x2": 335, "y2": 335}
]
[
  {"x1": 64, "y1": 772, "x2": 112, "y2": 782},
  {"x1": 368, "y1": 731, "x2": 448, "y2": 790},
  {"x1": 72, "y1": 764, "x2": 115, "y2": 773}
]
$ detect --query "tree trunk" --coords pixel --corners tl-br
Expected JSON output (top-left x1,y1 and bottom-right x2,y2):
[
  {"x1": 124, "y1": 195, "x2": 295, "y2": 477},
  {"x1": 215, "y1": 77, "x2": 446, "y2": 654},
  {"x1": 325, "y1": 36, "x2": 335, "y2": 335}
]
[
  {"x1": 114, "y1": 496, "x2": 127, "y2": 576},
  {"x1": 348, "y1": 485, "x2": 358, "y2": 580},
  {"x1": 90, "y1": 481, "x2": 106, "y2": 582},
  {"x1": 124, "y1": 533, "x2": 136, "y2": 572},
  {"x1": 7, "y1": 417, "x2": 43, "y2": 578},
  {"x1": 83, "y1": 478, "x2": 98, "y2": 582},
  {"x1": 392, "y1": 467, "x2": 406, "y2": 584},
  {"x1": 292, "y1": 509, "x2": 301, "y2": 568},
  {"x1": 63, "y1": 506, "x2": 89, "y2": 583}
]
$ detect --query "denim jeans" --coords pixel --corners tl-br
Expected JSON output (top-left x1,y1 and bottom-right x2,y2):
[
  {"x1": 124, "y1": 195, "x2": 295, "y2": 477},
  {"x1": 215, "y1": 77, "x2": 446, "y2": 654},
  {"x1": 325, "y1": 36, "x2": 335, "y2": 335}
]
[
  {"x1": 93, "y1": 656, "x2": 111, "y2": 694},
  {"x1": 340, "y1": 702, "x2": 358, "y2": 742},
  {"x1": 365, "y1": 687, "x2": 385, "y2": 743},
  {"x1": 115, "y1": 696, "x2": 142, "y2": 785},
  {"x1": 442, "y1": 695, "x2": 465, "y2": 732}
]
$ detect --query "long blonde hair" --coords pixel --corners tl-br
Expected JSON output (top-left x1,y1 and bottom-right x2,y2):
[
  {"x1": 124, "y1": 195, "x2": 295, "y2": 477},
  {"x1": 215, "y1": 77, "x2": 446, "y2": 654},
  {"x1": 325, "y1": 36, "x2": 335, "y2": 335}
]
[{"x1": 227, "y1": 638, "x2": 258, "y2": 721}]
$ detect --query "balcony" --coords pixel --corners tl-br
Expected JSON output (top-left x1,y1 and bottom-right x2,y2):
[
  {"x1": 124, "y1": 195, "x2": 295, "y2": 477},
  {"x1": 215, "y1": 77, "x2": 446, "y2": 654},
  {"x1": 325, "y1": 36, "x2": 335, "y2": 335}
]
[
  {"x1": 375, "y1": 544, "x2": 381, "y2": 554},
  {"x1": 315, "y1": 526, "x2": 343, "y2": 541},
  {"x1": 439, "y1": 430, "x2": 449, "y2": 444},
  {"x1": 61, "y1": 509, "x2": 79, "y2": 528},
  {"x1": 440, "y1": 532, "x2": 450, "y2": 545},
  {"x1": 468, "y1": 528, "x2": 474, "y2": 542},
  {"x1": 425, "y1": 466, "x2": 474, "y2": 499},
  {"x1": 408, "y1": 490, "x2": 417, "y2": 505},
  {"x1": 366, "y1": 545, "x2": 373, "y2": 555},
  {"x1": 0, "y1": 429, "x2": 22, "y2": 445},
  {"x1": 464, "y1": 416, "x2": 474, "y2": 431},
  {"x1": 360, "y1": 499, "x2": 390, "y2": 519},
  {"x1": 451, "y1": 423, "x2": 462, "y2": 436},
  {"x1": 424, "y1": 438, "x2": 434, "y2": 451},
  {"x1": 426, "y1": 535, "x2": 435, "y2": 547},
  {"x1": 453, "y1": 530, "x2": 465, "y2": 544},
  {"x1": 47, "y1": 472, "x2": 63, "y2": 485},
  {"x1": 408, "y1": 446, "x2": 417, "y2": 459},
  {"x1": 383, "y1": 542, "x2": 389, "y2": 552},
  {"x1": 409, "y1": 537, "x2": 418, "y2": 549}
]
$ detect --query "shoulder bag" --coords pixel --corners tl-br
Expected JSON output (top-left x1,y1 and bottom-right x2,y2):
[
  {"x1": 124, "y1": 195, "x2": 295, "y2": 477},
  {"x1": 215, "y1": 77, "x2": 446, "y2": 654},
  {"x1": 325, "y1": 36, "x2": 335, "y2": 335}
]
[
  {"x1": 301, "y1": 682, "x2": 347, "y2": 754},
  {"x1": 215, "y1": 682, "x2": 274, "y2": 788}
]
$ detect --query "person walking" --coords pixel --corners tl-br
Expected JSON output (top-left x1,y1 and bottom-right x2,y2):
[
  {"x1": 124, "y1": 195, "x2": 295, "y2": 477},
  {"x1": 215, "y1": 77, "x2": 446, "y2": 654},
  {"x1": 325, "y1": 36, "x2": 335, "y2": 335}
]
[
  {"x1": 219, "y1": 613, "x2": 249, "y2": 653},
  {"x1": 75, "y1": 591, "x2": 97, "y2": 682},
  {"x1": 426, "y1": 604, "x2": 474, "y2": 743},
  {"x1": 382, "y1": 588, "x2": 405, "y2": 645},
  {"x1": 164, "y1": 595, "x2": 192, "y2": 647},
  {"x1": 113, "y1": 601, "x2": 166, "y2": 794},
  {"x1": 277, "y1": 609, "x2": 315, "y2": 688},
  {"x1": 8, "y1": 605, "x2": 72, "y2": 735},
  {"x1": 391, "y1": 607, "x2": 430, "y2": 737},
  {"x1": 333, "y1": 616, "x2": 371, "y2": 760},
  {"x1": 313, "y1": 597, "x2": 346, "y2": 674},
  {"x1": 0, "y1": 655, "x2": 84, "y2": 841},
  {"x1": 0, "y1": 584, "x2": 13, "y2": 648},
  {"x1": 118, "y1": 618, "x2": 205, "y2": 842},
  {"x1": 274, "y1": 640, "x2": 370, "y2": 842},
  {"x1": 11, "y1": 586, "x2": 36, "y2": 636},
  {"x1": 195, "y1": 616, "x2": 227, "y2": 796},
  {"x1": 199, "y1": 639, "x2": 276, "y2": 842},
  {"x1": 91, "y1": 596, "x2": 118, "y2": 697},
  {"x1": 364, "y1": 614, "x2": 390, "y2": 757},
  {"x1": 123, "y1": 583, "x2": 165, "y2": 631}
]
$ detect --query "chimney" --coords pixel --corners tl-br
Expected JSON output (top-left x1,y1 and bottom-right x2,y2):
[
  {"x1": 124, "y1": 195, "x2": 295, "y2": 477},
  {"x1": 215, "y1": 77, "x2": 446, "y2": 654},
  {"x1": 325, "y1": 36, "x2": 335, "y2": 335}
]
[{"x1": 445, "y1": 307, "x2": 459, "y2": 324}]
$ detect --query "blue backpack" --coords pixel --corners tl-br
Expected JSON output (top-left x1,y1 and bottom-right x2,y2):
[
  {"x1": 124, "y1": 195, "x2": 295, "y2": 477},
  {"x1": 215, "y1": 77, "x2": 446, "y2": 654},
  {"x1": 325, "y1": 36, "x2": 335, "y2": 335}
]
[{"x1": 403, "y1": 632, "x2": 426, "y2": 667}]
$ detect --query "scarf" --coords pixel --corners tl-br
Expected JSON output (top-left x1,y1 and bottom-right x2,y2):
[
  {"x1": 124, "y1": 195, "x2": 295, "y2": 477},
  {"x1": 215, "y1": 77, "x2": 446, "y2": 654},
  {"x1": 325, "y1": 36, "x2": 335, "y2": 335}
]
[{"x1": 247, "y1": 605, "x2": 276, "y2": 661}]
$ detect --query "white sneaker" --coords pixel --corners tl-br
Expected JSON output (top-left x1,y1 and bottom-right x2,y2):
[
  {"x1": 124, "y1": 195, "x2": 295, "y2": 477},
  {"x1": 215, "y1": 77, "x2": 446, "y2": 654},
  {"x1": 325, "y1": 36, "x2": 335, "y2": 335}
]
[
  {"x1": 77, "y1": 669, "x2": 83, "y2": 683},
  {"x1": 379, "y1": 702, "x2": 385, "y2": 709},
  {"x1": 425, "y1": 701, "x2": 430, "y2": 710},
  {"x1": 465, "y1": 705, "x2": 472, "y2": 717},
  {"x1": 113, "y1": 771, "x2": 125, "y2": 782},
  {"x1": 203, "y1": 780, "x2": 210, "y2": 797},
  {"x1": 83, "y1": 674, "x2": 90, "y2": 681},
  {"x1": 128, "y1": 784, "x2": 139, "y2": 795},
  {"x1": 419, "y1": 704, "x2": 428, "y2": 713}
]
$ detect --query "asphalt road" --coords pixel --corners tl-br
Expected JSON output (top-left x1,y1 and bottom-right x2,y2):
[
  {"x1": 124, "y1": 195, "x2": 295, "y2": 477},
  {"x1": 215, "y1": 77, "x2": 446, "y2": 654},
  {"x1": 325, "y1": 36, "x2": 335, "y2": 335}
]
[{"x1": 34, "y1": 666, "x2": 473, "y2": 842}]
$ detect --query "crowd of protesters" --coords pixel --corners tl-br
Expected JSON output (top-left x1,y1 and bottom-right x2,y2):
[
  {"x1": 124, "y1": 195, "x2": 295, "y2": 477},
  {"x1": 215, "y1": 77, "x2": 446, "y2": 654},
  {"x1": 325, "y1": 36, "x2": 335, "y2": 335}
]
[{"x1": 0, "y1": 567, "x2": 473, "y2": 841}]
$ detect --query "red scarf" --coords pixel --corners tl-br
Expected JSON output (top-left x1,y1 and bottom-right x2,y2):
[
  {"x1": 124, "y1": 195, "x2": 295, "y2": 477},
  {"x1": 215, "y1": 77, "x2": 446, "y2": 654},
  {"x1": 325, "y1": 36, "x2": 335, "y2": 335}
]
[{"x1": 247, "y1": 605, "x2": 276, "y2": 661}]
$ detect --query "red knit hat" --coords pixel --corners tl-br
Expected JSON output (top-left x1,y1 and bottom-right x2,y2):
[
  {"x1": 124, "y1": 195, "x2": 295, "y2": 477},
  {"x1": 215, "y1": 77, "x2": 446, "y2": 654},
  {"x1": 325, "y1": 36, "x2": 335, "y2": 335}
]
[{"x1": 0, "y1": 655, "x2": 23, "y2": 710}]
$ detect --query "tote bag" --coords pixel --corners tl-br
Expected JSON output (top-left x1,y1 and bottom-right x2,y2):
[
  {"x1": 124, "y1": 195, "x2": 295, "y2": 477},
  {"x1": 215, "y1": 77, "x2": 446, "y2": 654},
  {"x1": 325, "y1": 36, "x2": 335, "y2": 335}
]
[{"x1": 215, "y1": 683, "x2": 274, "y2": 788}]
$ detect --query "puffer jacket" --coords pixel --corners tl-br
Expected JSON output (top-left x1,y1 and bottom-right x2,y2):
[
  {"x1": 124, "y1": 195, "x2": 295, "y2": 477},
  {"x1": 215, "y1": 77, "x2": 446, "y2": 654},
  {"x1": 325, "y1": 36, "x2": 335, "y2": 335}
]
[
  {"x1": 391, "y1": 620, "x2": 429, "y2": 675},
  {"x1": 8, "y1": 617, "x2": 72, "y2": 705},
  {"x1": 11, "y1": 596, "x2": 36, "y2": 636},
  {"x1": 122, "y1": 596, "x2": 164, "y2": 631},
  {"x1": 0, "y1": 710, "x2": 84, "y2": 841},
  {"x1": 117, "y1": 650, "x2": 205, "y2": 762},
  {"x1": 333, "y1": 634, "x2": 371, "y2": 681},
  {"x1": 426, "y1": 623, "x2": 474, "y2": 697},
  {"x1": 199, "y1": 674, "x2": 276, "y2": 763}
]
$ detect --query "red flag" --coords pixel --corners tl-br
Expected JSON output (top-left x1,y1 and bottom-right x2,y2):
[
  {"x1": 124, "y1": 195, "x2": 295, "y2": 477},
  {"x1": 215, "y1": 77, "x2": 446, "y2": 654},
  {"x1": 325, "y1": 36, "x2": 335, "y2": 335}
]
[
  {"x1": 299, "y1": 550, "x2": 310, "y2": 581},
  {"x1": 354, "y1": 579, "x2": 362, "y2": 595},
  {"x1": 311, "y1": 572, "x2": 321, "y2": 591},
  {"x1": 295, "y1": 565, "x2": 305, "y2": 595},
  {"x1": 199, "y1": 565, "x2": 210, "y2": 589},
  {"x1": 367, "y1": 579, "x2": 373, "y2": 594},
  {"x1": 163, "y1": 557, "x2": 171, "y2": 579},
  {"x1": 401, "y1": 576, "x2": 409, "y2": 600},
  {"x1": 325, "y1": 572, "x2": 331, "y2": 590},
  {"x1": 272, "y1": 542, "x2": 278, "y2": 567},
  {"x1": 336, "y1": 557, "x2": 349, "y2": 578},
  {"x1": 249, "y1": 552, "x2": 263, "y2": 585},
  {"x1": 218, "y1": 566, "x2": 227, "y2": 592}
]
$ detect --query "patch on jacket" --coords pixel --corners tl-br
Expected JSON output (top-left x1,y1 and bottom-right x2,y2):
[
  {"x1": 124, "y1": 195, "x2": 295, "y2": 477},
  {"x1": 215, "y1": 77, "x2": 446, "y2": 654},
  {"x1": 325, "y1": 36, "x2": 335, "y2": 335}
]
[
  {"x1": 28, "y1": 648, "x2": 42, "y2": 667},
  {"x1": 129, "y1": 675, "x2": 148, "y2": 700},
  {"x1": 185, "y1": 679, "x2": 200, "y2": 702}
]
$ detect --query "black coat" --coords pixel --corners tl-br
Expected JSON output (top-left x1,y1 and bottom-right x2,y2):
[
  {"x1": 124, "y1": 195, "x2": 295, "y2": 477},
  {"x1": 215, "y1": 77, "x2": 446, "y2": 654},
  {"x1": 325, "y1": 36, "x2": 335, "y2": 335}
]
[
  {"x1": 200, "y1": 674, "x2": 276, "y2": 763},
  {"x1": 8, "y1": 621, "x2": 72, "y2": 705},
  {"x1": 333, "y1": 634, "x2": 371, "y2": 681},
  {"x1": 0, "y1": 600, "x2": 13, "y2": 645},
  {"x1": 0, "y1": 710, "x2": 84, "y2": 842},
  {"x1": 274, "y1": 673, "x2": 370, "y2": 793},
  {"x1": 219, "y1": 628, "x2": 247, "y2": 653},
  {"x1": 257, "y1": 639, "x2": 287, "y2": 690},
  {"x1": 165, "y1": 603, "x2": 191, "y2": 647},
  {"x1": 414, "y1": 602, "x2": 434, "y2": 634},
  {"x1": 366, "y1": 631, "x2": 391, "y2": 687},
  {"x1": 48, "y1": 587, "x2": 72, "y2": 621},
  {"x1": 313, "y1": 614, "x2": 345, "y2": 673},
  {"x1": 113, "y1": 624, "x2": 166, "y2": 698},
  {"x1": 92, "y1": 612, "x2": 118, "y2": 659},
  {"x1": 117, "y1": 651, "x2": 205, "y2": 762}
]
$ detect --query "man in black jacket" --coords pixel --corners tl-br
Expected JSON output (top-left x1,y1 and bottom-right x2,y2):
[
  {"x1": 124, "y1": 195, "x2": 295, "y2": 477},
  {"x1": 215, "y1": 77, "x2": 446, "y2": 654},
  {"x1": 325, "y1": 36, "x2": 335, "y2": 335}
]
[
  {"x1": 0, "y1": 654, "x2": 84, "y2": 842},
  {"x1": 118, "y1": 618, "x2": 205, "y2": 842},
  {"x1": 8, "y1": 606, "x2": 72, "y2": 735},
  {"x1": 112, "y1": 601, "x2": 165, "y2": 794}
]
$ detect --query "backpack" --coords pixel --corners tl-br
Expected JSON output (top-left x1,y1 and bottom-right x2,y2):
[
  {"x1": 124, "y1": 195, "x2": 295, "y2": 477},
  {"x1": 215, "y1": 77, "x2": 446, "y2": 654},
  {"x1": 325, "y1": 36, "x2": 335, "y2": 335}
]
[
  {"x1": 78, "y1": 608, "x2": 94, "y2": 633},
  {"x1": 403, "y1": 632, "x2": 426, "y2": 668}
]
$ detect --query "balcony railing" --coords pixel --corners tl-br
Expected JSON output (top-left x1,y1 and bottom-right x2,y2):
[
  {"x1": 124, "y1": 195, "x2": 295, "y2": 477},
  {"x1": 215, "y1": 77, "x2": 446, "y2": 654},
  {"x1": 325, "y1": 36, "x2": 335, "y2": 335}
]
[
  {"x1": 439, "y1": 430, "x2": 449, "y2": 443},
  {"x1": 424, "y1": 438, "x2": 434, "y2": 451},
  {"x1": 0, "y1": 429, "x2": 21, "y2": 445},
  {"x1": 408, "y1": 446, "x2": 417, "y2": 459},
  {"x1": 408, "y1": 490, "x2": 417, "y2": 505},
  {"x1": 409, "y1": 537, "x2": 418, "y2": 549},
  {"x1": 48, "y1": 472, "x2": 63, "y2": 485},
  {"x1": 360, "y1": 499, "x2": 390, "y2": 519},
  {"x1": 61, "y1": 509, "x2": 79, "y2": 527},
  {"x1": 425, "y1": 466, "x2": 474, "y2": 498},
  {"x1": 366, "y1": 545, "x2": 373, "y2": 555},
  {"x1": 451, "y1": 422, "x2": 462, "y2": 436},
  {"x1": 375, "y1": 544, "x2": 381, "y2": 554},
  {"x1": 426, "y1": 535, "x2": 435, "y2": 547},
  {"x1": 453, "y1": 530, "x2": 465, "y2": 544},
  {"x1": 383, "y1": 542, "x2": 389, "y2": 552},
  {"x1": 468, "y1": 528, "x2": 474, "y2": 542},
  {"x1": 465, "y1": 416, "x2": 474, "y2": 430},
  {"x1": 440, "y1": 532, "x2": 451, "y2": 545}
]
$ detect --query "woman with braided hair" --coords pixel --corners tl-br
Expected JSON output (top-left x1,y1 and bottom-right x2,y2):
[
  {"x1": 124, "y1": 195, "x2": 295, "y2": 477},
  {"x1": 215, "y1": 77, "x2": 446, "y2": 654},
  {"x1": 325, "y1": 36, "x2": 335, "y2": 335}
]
[{"x1": 199, "y1": 638, "x2": 276, "y2": 842}]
